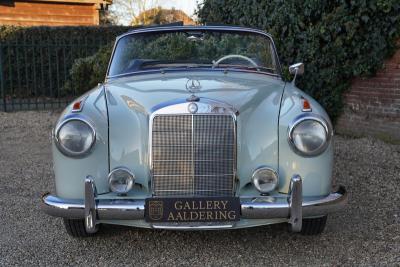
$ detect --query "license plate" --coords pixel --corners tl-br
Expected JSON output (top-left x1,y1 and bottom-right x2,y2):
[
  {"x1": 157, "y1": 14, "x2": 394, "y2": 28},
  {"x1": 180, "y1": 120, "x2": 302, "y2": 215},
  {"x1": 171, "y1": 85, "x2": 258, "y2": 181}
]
[{"x1": 145, "y1": 197, "x2": 240, "y2": 223}]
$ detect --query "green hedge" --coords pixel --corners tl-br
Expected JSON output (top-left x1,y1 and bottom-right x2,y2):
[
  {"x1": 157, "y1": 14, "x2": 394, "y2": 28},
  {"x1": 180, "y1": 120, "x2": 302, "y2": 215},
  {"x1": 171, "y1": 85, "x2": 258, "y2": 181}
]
[
  {"x1": 197, "y1": 0, "x2": 400, "y2": 121},
  {"x1": 63, "y1": 44, "x2": 113, "y2": 96},
  {"x1": 66, "y1": 31, "x2": 277, "y2": 94},
  {"x1": 0, "y1": 25, "x2": 132, "y2": 44},
  {"x1": 0, "y1": 26, "x2": 132, "y2": 101}
]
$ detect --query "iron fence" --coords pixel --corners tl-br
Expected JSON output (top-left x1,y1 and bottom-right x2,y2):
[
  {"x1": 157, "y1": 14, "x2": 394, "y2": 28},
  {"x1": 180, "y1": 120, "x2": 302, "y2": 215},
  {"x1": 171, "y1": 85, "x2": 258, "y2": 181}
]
[{"x1": 0, "y1": 37, "x2": 109, "y2": 112}]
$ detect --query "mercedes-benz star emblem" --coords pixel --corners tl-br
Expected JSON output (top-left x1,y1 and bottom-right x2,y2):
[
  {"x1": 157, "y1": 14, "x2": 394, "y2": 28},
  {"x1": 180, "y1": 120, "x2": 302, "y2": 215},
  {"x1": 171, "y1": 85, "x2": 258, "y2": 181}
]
[
  {"x1": 186, "y1": 79, "x2": 201, "y2": 93},
  {"x1": 188, "y1": 103, "x2": 198, "y2": 114}
]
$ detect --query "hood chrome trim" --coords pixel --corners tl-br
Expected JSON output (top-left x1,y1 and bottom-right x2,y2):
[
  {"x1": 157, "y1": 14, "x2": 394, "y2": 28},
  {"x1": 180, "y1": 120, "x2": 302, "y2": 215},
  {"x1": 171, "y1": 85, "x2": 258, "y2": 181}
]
[{"x1": 150, "y1": 98, "x2": 238, "y2": 115}]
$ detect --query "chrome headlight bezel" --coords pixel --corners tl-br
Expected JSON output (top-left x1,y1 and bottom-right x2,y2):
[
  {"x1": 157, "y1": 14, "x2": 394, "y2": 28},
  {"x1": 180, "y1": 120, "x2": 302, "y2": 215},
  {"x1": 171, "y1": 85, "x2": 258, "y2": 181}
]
[
  {"x1": 252, "y1": 166, "x2": 279, "y2": 193},
  {"x1": 108, "y1": 167, "x2": 135, "y2": 194},
  {"x1": 54, "y1": 116, "x2": 96, "y2": 158},
  {"x1": 288, "y1": 114, "x2": 332, "y2": 157}
]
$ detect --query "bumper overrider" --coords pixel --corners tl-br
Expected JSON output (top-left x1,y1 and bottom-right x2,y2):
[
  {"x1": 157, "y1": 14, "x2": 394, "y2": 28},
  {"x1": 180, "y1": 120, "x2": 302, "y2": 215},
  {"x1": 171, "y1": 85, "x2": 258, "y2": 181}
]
[{"x1": 41, "y1": 175, "x2": 347, "y2": 232}]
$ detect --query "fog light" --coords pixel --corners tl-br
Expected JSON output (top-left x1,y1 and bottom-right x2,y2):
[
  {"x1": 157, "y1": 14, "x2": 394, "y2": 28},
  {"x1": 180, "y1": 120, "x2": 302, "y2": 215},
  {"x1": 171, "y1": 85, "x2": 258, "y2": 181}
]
[
  {"x1": 252, "y1": 167, "x2": 278, "y2": 193},
  {"x1": 108, "y1": 167, "x2": 134, "y2": 194}
]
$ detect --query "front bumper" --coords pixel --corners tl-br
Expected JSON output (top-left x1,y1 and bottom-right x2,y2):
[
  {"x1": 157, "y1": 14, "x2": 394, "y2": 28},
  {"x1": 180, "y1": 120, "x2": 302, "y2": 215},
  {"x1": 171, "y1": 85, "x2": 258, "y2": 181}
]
[{"x1": 41, "y1": 175, "x2": 347, "y2": 231}]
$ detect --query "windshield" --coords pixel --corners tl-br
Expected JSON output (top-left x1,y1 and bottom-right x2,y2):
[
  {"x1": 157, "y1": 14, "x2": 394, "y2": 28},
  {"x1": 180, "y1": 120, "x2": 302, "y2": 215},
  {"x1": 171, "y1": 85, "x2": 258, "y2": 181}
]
[{"x1": 108, "y1": 29, "x2": 279, "y2": 77}]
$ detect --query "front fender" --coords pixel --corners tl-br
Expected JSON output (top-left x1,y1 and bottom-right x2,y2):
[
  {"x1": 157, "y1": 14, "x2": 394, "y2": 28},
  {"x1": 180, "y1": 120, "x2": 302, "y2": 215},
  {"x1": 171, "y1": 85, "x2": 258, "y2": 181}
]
[
  {"x1": 53, "y1": 86, "x2": 109, "y2": 199},
  {"x1": 278, "y1": 83, "x2": 333, "y2": 197}
]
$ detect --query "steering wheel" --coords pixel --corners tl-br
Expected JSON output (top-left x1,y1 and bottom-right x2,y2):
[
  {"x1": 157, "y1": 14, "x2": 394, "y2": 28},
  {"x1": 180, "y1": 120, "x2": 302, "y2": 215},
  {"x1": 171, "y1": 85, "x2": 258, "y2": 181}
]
[{"x1": 212, "y1": 54, "x2": 259, "y2": 70}]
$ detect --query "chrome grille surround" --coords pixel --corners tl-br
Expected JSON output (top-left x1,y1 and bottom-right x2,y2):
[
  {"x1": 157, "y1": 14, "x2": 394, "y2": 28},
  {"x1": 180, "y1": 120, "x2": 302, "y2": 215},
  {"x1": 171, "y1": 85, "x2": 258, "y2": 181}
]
[{"x1": 149, "y1": 99, "x2": 237, "y2": 197}]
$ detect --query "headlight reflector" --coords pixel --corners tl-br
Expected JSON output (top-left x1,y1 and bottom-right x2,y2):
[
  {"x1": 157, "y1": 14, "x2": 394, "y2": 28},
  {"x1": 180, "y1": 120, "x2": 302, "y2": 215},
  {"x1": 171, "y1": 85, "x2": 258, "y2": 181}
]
[
  {"x1": 252, "y1": 167, "x2": 279, "y2": 193},
  {"x1": 55, "y1": 118, "x2": 95, "y2": 157},
  {"x1": 108, "y1": 167, "x2": 135, "y2": 194},
  {"x1": 288, "y1": 115, "x2": 331, "y2": 157}
]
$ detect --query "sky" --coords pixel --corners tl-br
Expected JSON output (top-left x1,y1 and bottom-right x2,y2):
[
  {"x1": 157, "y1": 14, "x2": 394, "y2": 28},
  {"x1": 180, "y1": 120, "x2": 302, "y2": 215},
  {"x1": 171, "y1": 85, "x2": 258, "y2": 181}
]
[
  {"x1": 161, "y1": 0, "x2": 200, "y2": 17},
  {"x1": 111, "y1": 0, "x2": 201, "y2": 25}
]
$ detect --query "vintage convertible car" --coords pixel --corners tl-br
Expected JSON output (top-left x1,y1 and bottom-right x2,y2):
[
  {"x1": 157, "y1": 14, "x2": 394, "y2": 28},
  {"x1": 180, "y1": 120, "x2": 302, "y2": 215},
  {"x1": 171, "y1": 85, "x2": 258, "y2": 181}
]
[{"x1": 41, "y1": 25, "x2": 347, "y2": 237}]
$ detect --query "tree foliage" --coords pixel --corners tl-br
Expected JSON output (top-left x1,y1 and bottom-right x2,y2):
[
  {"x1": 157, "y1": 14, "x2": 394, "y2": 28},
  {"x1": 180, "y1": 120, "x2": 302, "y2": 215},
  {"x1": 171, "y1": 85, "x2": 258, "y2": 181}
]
[
  {"x1": 108, "y1": 0, "x2": 159, "y2": 25},
  {"x1": 133, "y1": 7, "x2": 194, "y2": 25},
  {"x1": 63, "y1": 45, "x2": 113, "y2": 96},
  {"x1": 197, "y1": 0, "x2": 400, "y2": 120},
  {"x1": 67, "y1": 31, "x2": 277, "y2": 93},
  {"x1": 0, "y1": 26, "x2": 131, "y2": 99}
]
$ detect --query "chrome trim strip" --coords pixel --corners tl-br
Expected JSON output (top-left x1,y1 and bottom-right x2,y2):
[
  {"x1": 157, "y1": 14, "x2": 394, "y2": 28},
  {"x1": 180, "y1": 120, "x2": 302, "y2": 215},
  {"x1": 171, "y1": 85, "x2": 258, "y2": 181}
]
[
  {"x1": 119, "y1": 25, "x2": 274, "y2": 40},
  {"x1": 191, "y1": 113, "x2": 195, "y2": 194},
  {"x1": 107, "y1": 68, "x2": 281, "y2": 80},
  {"x1": 154, "y1": 189, "x2": 233, "y2": 192},
  {"x1": 105, "y1": 25, "x2": 283, "y2": 79},
  {"x1": 150, "y1": 144, "x2": 235, "y2": 147},
  {"x1": 153, "y1": 174, "x2": 234, "y2": 177},
  {"x1": 287, "y1": 113, "x2": 333, "y2": 157},
  {"x1": 152, "y1": 224, "x2": 234, "y2": 230},
  {"x1": 153, "y1": 159, "x2": 235, "y2": 162},
  {"x1": 150, "y1": 98, "x2": 238, "y2": 115}
]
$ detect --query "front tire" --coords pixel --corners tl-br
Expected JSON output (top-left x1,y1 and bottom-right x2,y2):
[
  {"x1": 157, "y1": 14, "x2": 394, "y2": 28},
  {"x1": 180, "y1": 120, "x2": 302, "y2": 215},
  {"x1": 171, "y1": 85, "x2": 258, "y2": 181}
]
[
  {"x1": 63, "y1": 219, "x2": 99, "y2": 237},
  {"x1": 300, "y1": 216, "x2": 327, "y2": 235}
]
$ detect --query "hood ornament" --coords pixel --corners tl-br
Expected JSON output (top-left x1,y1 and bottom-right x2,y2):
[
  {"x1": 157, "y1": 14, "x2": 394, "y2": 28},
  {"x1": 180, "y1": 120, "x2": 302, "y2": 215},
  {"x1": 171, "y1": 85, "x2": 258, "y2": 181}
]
[
  {"x1": 186, "y1": 79, "x2": 201, "y2": 102},
  {"x1": 186, "y1": 79, "x2": 201, "y2": 93}
]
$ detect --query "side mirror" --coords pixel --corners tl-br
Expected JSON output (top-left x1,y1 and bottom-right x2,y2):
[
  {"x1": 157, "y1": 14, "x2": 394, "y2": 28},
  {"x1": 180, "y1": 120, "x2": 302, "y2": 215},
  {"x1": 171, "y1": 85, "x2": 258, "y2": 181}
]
[{"x1": 289, "y1": 62, "x2": 304, "y2": 84}]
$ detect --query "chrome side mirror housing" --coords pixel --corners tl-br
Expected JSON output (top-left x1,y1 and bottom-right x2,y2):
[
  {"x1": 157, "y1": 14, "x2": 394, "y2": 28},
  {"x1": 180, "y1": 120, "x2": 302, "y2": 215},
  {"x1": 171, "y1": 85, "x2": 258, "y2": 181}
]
[
  {"x1": 289, "y1": 62, "x2": 304, "y2": 75},
  {"x1": 289, "y1": 62, "x2": 304, "y2": 84}
]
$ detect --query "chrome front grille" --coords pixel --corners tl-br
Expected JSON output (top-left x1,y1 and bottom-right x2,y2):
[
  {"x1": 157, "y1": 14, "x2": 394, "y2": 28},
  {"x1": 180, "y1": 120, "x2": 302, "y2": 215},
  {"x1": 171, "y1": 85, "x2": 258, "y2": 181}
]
[{"x1": 152, "y1": 114, "x2": 235, "y2": 196}]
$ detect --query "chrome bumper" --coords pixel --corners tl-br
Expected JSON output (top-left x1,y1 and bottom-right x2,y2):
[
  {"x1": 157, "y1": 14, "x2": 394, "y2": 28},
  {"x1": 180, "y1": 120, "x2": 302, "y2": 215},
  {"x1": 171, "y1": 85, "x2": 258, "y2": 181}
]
[{"x1": 41, "y1": 175, "x2": 347, "y2": 232}]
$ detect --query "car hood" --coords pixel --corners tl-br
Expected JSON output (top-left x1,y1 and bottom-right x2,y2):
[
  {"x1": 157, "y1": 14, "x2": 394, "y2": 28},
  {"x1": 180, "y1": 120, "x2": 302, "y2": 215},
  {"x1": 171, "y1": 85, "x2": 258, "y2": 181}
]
[{"x1": 105, "y1": 71, "x2": 285, "y2": 192}]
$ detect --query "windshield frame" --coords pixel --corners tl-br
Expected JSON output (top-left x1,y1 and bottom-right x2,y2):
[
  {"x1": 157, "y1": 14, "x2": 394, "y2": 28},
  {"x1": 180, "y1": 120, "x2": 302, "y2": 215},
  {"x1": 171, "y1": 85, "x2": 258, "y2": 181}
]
[{"x1": 106, "y1": 25, "x2": 282, "y2": 79}]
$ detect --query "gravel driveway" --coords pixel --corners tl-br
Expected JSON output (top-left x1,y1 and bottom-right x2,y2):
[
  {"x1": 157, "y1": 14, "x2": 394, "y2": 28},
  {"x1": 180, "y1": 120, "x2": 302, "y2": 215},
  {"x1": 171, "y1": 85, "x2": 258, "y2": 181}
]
[{"x1": 0, "y1": 111, "x2": 399, "y2": 266}]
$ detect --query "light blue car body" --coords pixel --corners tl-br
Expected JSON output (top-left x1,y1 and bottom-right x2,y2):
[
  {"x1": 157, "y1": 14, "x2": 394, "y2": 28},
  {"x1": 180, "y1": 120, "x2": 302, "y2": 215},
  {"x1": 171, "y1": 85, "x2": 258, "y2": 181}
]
[
  {"x1": 50, "y1": 26, "x2": 336, "y2": 229},
  {"x1": 53, "y1": 73, "x2": 333, "y2": 228}
]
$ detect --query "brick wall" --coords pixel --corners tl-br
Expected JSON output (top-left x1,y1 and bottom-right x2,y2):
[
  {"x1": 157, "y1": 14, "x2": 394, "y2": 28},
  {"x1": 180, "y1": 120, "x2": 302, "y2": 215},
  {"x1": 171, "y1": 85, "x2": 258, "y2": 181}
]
[{"x1": 336, "y1": 48, "x2": 400, "y2": 142}]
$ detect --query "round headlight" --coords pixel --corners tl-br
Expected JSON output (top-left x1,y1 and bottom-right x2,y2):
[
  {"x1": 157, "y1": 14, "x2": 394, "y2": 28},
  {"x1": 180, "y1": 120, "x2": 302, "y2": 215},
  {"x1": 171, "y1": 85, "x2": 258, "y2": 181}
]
[
  {"x1": 55, "y1": 118, "x2": 95, "y2": 157},
  {"x1": 108, "y1": 167, "x2": 135, "y2": 194},
  {"x1": 288, "y1": 115, "x2": 331, "y2": 157},
  {"x1": 252, "y1": 167, "x2": 279, "y2": 193}
]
